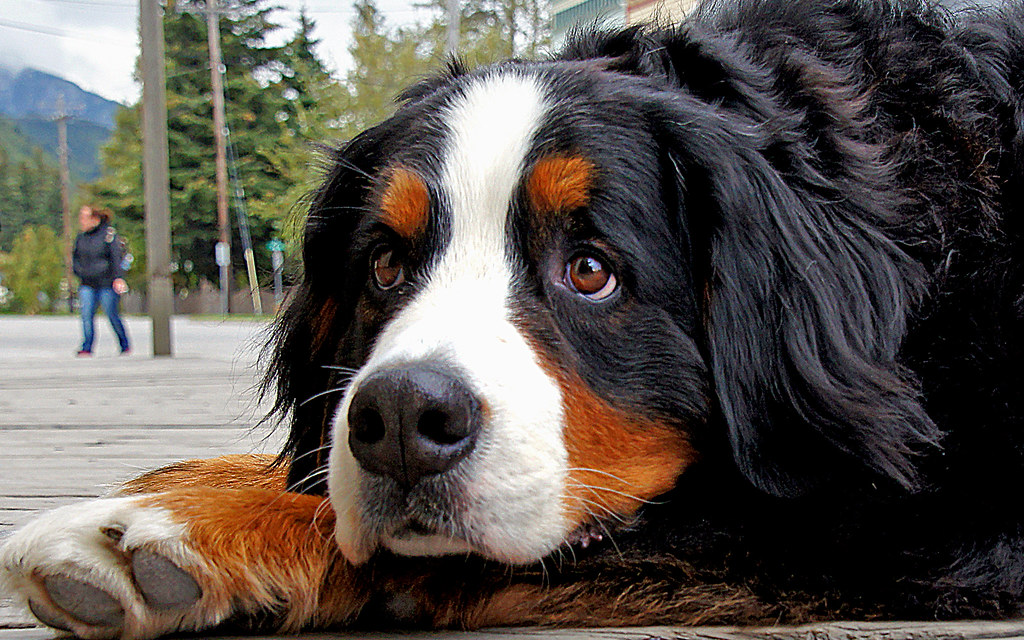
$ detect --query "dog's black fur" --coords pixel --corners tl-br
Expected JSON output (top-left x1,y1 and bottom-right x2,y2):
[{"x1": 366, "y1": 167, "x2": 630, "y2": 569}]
[{"x1": 267, "y1": 0, "x2": 1024, "y2": 623}]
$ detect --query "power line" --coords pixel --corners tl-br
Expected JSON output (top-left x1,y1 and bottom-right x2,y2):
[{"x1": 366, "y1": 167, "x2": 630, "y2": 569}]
[
  {"x1": 0, "y1": 17, "x2": 89, "y2": 38},
  {"x1": 25, "y1": 0, "x2": 426, "y2": 13},
  {"x1": 38, "y1": 0, "x2": 136, "y2": 7},
  {"x1": 0, "y1": 17, "x2": 134, "y2": 42}
]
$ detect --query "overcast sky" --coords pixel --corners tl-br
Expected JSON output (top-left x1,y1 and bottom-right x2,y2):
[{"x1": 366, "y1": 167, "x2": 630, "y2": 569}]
[{"x1": 0, "y1": 0, "x2": 430, "y2": 104}]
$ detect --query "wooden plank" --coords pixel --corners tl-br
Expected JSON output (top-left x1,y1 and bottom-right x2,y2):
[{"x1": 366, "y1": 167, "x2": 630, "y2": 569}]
[{"x1": 2, "y1": 620, "x2": 1024, "y2": 640}]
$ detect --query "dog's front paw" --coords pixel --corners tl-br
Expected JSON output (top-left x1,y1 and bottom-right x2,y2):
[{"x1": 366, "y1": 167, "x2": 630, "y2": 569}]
[{"x1": 0, "y1": 496, "x2": 223, "y2": 640}]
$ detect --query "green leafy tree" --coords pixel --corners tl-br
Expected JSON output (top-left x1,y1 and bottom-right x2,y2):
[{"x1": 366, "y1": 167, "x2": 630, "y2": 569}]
[
  {"x1": 160, "y1": 1, "x2": 283, "y2": 286},
  {"x1": 338, "y1": 1, "x2": 435, "y2": 135},
  {"x1": 421, "y1": 0, "x2": 550, "y2": 65},
  {"x1": 249, "y1": 9, "x2": 348, "y2": 261},
  {"x1": 86, "y1": 105, "x2": 147, "y2": 292},
  {"x1": 336, "y1": 0, "x2": 550, "y2": 133},
  {"x1": 0, "y1": 225, "x2": 63, "y2": 313}
]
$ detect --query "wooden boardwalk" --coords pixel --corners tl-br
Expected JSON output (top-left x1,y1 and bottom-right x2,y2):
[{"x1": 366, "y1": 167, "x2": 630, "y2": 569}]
[{"x1": 1, "y1": 316, "x2": 1021, "y2": 640}]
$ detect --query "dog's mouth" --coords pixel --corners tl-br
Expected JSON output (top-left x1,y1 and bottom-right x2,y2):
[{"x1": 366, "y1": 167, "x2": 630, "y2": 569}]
[
  {"x1": 379, "y1": 510, "x2": 611, "y2": 560},
  {"x1": 390, "y1": 518, "x2": 438, "y2": 538},
  {"x1": 378, "y1": 513, "x2": 475, "y2": 558},
  {"x1": 363, "y1": 482, "x2": 613, "y2": 561}
]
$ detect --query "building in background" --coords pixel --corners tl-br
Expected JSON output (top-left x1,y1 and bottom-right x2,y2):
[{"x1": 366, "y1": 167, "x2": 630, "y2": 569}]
[
  {"x1": 626, "y1": 0, "x2": 698, "y2": 25},
  {"x1": 551, "y1": 0, "x2": 626, "y2": 49},
  {"x1": 550, "y1": 0, "x2": 698, "y2": 49}
]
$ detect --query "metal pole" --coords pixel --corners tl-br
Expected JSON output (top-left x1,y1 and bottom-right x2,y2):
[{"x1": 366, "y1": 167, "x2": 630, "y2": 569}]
[
  {"x1": 446, "y1": 0, "x2": 460, "y2": 57},
  {"x1": 271, "y1": 246, "x2": 283, "y2": 311},
  {"x1": 140, "y1": 0, "x2": 174, "y2": 356},
  {"x1": 207, "y1": 0, "x2": 231, "y2": 315},
  {"x1": 55, "y1": 95, "x2": 74, "y2": 313}
]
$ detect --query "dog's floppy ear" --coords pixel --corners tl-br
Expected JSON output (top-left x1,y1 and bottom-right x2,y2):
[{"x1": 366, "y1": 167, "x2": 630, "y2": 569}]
[
  {"x1": 263, "y1": 123, "x2": 390, "y2": 494},
  {"x1": 656, "y1": 87, "x2": 941, "y2": 497}
]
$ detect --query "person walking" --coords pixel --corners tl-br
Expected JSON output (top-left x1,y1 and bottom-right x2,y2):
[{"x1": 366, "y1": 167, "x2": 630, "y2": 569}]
[{"x1": 73, "y1": 205, "x2": 131, "y2": 356}]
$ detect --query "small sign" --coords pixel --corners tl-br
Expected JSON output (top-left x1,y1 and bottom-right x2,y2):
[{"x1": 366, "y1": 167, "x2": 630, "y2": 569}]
[
  {"x1": 267, "y1": 239, "x2": 286, "y2": 253},
  {"x1": 214, "y1": 242, "x2": 230, "y2": 267}
]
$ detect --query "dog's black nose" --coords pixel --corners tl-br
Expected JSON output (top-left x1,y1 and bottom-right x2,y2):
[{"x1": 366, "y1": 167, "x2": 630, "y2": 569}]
[{"x1": 347, "y1": 364, "x2": 481, "y2": 487}]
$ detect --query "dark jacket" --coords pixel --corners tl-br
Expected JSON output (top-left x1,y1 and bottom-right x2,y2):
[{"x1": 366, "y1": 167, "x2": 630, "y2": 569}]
[{"x1": 73, "y1": 221, "x2": 125, "y2": 289}]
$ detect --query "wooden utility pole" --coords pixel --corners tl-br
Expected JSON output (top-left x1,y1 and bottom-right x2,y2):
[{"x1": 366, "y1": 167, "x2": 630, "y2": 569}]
[
  {"x1": 54, "y1": 95, "x2": 74, "y2": 313},
  {"x1": 446, "y1": 0, "x2": 460, "y2": 57},
  {"x1": 140, "y1": 0, "x2": 174, "y2": 356},
  {"x1": 206, "y1": 0, "x2": 231, "y2": 315}
]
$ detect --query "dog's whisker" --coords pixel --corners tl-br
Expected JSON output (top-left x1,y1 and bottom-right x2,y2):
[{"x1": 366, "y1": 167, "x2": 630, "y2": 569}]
[
  {"x1": 564, "y1": 494, "x2": 628, "y2": 524},
  {"x1": 288, "y1": 445, "x2": 332, "y2": 466},
  {"x1": 565, "y1": 479, "x2": 664, "y2": 506},
  {"x1": 565, "y1": 467, "x2": 638, "y2": 487},
  {"x1": 308, "y1": 498, "x2": 335, "y2": 542},
  {"x1": 285, "y1": 467, "x2": 330, "y2": 495},
  {"x1": 321, "y1": 365, "x2": 360, "y2": 375},
  {"x1": 299, "y1": 385, "x2": 352, "y2": 407}
]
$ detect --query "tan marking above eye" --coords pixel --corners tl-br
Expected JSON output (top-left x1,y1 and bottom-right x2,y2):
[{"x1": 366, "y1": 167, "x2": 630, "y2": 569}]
[
  {"x1": 380, "y1": 167, "x2": 430, "y2": 238},
  {"x1": 527, "y1": 155, "x2": 595, "y2": 215}
]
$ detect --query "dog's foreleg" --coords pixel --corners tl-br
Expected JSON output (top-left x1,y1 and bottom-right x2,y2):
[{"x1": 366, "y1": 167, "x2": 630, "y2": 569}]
[{"x1": 0, "y1": 455, "x2": 369, "y2": 639}]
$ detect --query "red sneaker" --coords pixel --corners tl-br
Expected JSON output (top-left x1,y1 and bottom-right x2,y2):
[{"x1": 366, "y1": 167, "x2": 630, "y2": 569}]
[{"x1": 76, "y1": 350, "x2": 92, "y2": 357}]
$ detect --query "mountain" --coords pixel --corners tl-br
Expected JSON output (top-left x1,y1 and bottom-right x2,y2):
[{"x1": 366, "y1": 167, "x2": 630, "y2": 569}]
[
  {"x1": 13, "y1": 117, "x2": 113, "y2": 182},
  {"x1": 0, "y1": 68, "x2": 121, "y2": 182},
  {"x1": 0, "y1": 68, "x2": 120, "y2": 130},
  {"x1": 0, "y1": 68, "x2": 14, "y2": 97}
]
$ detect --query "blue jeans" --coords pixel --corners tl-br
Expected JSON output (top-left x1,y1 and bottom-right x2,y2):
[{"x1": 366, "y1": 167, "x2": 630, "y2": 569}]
[{"x1": 79, "y1": 285, "x2": 130, "y2": 353}]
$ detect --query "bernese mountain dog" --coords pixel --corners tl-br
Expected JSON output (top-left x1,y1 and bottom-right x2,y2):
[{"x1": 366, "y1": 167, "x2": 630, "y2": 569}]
[{"x1": 3, "y1": 0, "x2": 1024, "y2": 637}]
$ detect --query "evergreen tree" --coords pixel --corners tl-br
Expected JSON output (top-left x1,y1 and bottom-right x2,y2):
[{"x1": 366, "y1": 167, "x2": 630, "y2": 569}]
[
  {"x1": 84, "y1": 0, "x2": 551, "y2": 292},
  {"x1": 90, "y1": 0, "x2": 298, "y2": 289},
  {"x1": 0, "y1": 147, "x2": 63, "y2": 252},
  {"x1": 159, "y1": 0, "x2": 283, "y2": 286}
]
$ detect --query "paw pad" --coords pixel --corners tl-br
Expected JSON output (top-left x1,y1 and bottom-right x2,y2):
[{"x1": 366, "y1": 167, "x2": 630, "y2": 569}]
[
  {"x1": 43, "y1": 575, "x2": 125, "y2": 627},
  {"x1": 27, "y1": 598, "x2": 73, "y2": 632},
  {"x1": 132, "y1": 550, "x2": 203, "y2": 610}
]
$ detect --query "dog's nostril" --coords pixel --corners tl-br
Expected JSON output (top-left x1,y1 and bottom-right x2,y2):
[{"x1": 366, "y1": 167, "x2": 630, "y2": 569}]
[
  {"x1": 352, "y1": 408, "x2": 386, "y2": 444},
  {"x1": 418, "y1": 409, "x2": 462, "y2": 445}
]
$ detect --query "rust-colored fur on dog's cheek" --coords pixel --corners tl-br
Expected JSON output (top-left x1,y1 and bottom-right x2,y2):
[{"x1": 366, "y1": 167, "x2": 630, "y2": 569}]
[
  {"x1": 558, "y1": 371, "x2": 695, "y2": 524},
  {"x1": 528, "y1": 156, "x2": 594, "y2": 215},
  {"x1": 119, "y1": 454, "x2": 287, "y2": 494},
  {"x1": 140, "y1": 488, "x2": 363, "y2": 632},
  {"x1": 380, "y1": 167, "x2": 430, "y2": 238}
]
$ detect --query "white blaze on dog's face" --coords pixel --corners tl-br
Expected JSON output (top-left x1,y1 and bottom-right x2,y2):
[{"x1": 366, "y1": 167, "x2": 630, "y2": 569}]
[
  {"x1": 329, "y1": 72, "x2": 570, "y2": 563},
  {"x1": 325, "y1": 68, "x2": 700, "y2": 566}
]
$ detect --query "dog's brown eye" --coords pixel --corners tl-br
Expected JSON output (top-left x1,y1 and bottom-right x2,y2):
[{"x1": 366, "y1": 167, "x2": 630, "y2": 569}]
[
  {"x1": 565, "y1": 253, "x2": 617, "y2": 300},
  {"x1": 371, "y1": 245, "x2": 406, "y2": 290}
]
